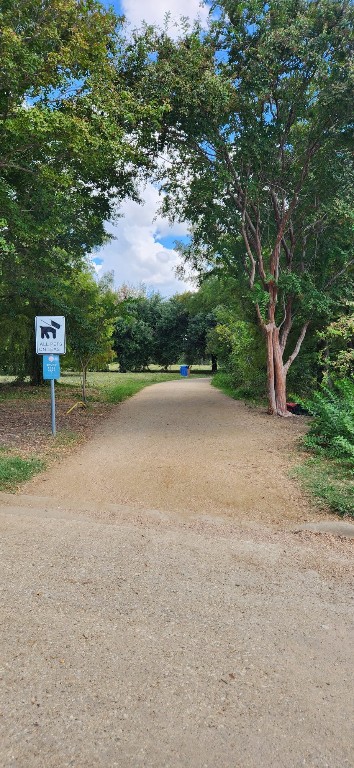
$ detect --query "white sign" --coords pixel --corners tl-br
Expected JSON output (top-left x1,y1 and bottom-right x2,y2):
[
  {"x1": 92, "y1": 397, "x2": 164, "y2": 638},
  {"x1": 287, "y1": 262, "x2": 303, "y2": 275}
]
[{"x1": 35, "y1": 316, "x2": 66, "y2": 354}]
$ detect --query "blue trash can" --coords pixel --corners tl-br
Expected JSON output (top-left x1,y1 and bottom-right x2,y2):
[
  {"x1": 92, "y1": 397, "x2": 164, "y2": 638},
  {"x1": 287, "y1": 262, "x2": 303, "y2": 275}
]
[{"x1": 180, "y1": 365, "x2": 188, "y2": 377}]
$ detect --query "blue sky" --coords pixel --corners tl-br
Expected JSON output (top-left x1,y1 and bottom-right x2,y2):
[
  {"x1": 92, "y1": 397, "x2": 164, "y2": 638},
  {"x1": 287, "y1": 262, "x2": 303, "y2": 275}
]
[{"x1": 92, "y1": 0, "x2": 210, "y2": 297}]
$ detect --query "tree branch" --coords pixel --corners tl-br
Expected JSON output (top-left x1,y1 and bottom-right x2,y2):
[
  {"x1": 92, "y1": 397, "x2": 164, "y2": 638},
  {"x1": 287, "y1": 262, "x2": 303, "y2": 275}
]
[
  {"x1": 279, "y1": 297, "x2": 293, "y2": 354},
  {"x1": 284, "y1": 321, "x2": 310, "y2": 374},
  {"x1": 255, "y1": 303, "x2": 266, "y2": 331},
  {"x1": 241, "y1": 220, "x2": 256, "y2": 287},
  {"x1": 324, "y1": 259, "x2": 354, "y2": 289}
]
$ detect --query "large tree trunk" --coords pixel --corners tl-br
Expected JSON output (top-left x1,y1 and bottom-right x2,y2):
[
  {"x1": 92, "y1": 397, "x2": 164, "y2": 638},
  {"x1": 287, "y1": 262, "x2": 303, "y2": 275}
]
[
  {"x1": 273, "y1": 327, "x2": 288, "y2": 416},
  {"x1": 265, "y1": 325, "x2": 289, "y2": 416},
  {"x1": 264, "y1": 318, "x2": 310, "y2": 416},
  {"x1": 265, "y1": 325, "x2": 277, "y2": 414},
  {"x1": 28, "y1": 347, "x2": 43, "y2": 386}
]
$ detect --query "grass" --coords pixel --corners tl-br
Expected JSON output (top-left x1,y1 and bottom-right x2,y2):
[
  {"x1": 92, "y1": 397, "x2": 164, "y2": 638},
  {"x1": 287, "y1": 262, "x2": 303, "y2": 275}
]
[
  {"x1": 211, "y1": 371, "x2": 266, "y2": 406},
  {"x1": 294, "y1": 456, "x2": 354, "y2": 518},
  {"x1": 0, "y1": 371, "x2": 184, "y2": 405},
  {"x1": 0, "y1": 450, "x2": 44, "y2": 492},
  {"x1": 59, "y1": 370, "x2": 182, "y2": 403},
  {"x1": 107, "y1": 374, "x2": 177, "y2": 403},
  {"x1": 104, "y1": 373, "x2": 182, "y2": 404}
]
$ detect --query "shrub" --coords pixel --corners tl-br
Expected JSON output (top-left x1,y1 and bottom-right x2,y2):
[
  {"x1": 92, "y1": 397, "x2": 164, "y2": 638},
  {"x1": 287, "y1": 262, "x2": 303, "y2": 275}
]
[{"x1": 304, "y1": 379, "x2": 354, "y2": 467}]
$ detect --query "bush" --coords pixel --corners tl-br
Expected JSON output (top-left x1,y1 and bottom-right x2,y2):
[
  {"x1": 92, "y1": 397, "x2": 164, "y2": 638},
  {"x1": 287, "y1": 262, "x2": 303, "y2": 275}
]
[
  {"x1": 208, "y1": 314, "x2": 266, "y2": 399},
  {"x1": 304, "y1": 379, "x2": 354, "y2": 467}
]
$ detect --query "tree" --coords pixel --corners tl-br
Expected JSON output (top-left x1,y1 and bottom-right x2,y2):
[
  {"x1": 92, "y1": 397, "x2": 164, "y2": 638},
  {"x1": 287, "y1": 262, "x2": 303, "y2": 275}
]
[
  {"x1": 113, "y1": 308, "x2": 154, "y2": 372},
  {"x1": 64, "y1": 271, "x2": 117, "y2": 401},
  {"x1": 153, "y1": 297, "x2": 189, "y2": 369},
  {"x1": 0, "y1": 0, "x2": 159, "y2": 381},
  {"x1": 184, "y1": 311, "x2": 217, "y2": 365},
  {"x1": 113, "y1": 293, "x2": 189, "y2": 371},
  {"x1": 113, "y1": 292, "x2": 162, "y2": 371},
  {"x1": 137, "y1": 0, "x2": 354, "y2": 414}
]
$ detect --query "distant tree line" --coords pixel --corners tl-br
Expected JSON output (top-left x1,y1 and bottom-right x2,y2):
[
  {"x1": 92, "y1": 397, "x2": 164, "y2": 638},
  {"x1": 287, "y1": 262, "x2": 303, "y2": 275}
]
[{"x1": 112, "y1": 289, "x2": 217, "y2": 371}]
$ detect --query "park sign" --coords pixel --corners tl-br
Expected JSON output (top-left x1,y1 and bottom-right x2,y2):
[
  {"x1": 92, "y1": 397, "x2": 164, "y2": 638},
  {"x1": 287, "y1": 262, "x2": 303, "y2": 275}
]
[
  {"x1": 35, "y1": 316, "x2": 66, "y2": 355},
  {"x1": 35, "y1": 316, "x2": 66, "y2": 436},
  {"x1": 42, "y1": 354, "x2": 61, "y2": 380}
]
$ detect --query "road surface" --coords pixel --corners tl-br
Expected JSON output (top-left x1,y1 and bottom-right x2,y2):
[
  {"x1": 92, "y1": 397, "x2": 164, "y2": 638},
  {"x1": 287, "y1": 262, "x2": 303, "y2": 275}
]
[{"x1": 1, "y1": 378, "x2": 353, "y2": 767}]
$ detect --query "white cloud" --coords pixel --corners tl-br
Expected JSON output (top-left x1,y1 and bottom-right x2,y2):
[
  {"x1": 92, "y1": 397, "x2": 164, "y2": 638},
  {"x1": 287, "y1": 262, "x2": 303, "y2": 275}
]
[
  {"x1": 93, "y1": 182, "x2": 194, "y2": 297},
  {"x1": 121, "y1": 0, "x2": 210, "y2": 31},
  {"x1": 95, "y1": 1, "x2": 206, "y2": 294}
]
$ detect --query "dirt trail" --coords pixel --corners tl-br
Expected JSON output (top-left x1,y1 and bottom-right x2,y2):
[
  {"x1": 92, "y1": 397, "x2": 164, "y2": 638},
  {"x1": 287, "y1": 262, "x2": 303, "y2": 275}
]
[
  {"x1": 21, "y1": 377, "x2": 319, "y2": 524},
  {"x1": 1, "y1": 378, "x2": 353, "y2": 768}
]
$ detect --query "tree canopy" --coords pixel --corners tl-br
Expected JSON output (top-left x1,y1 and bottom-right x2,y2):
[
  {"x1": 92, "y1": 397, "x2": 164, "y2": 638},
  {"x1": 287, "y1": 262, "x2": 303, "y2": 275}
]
[
  {"x1": 0, "y1": 0, "x2": 159, "y2": 381},
  {"x1": 135, "y1": 0, "x2": 354, "y2": 414}
]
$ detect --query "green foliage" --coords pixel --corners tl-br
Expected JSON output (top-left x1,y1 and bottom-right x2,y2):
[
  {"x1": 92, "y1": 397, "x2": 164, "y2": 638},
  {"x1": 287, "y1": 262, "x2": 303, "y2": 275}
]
[
  {"x1": 295, "y1": 458, "x2": 354, "y2": 518},
  {"x1": 304, "y1": 380, "x2": 354, "y2": 467},
  {"x1": 63, "y1": 270, "x2": 117, "y2": 398},
  {"x1": 153, "y1": 297, "x2": 189, "y2": 369},
  {"x1": 113, "y1": 291, "x2": 214, "y2": 371},
  {"x1": 0, "y1": 451, "x2": 44, "y2": 491},
  {"x1": 136, "y1": 0, "x2": 354, "y2": 411},
  {"x1": 113, "y1": 293, "x2": 160, "y2": 371},
  {"x1": 207, "y1": 304, "x2": 266, "y2": 397},
  {"x1": 184, "y1": 312, "x2": 216, "y2": 364},
  {"x1": 286, "y1": 330, "x2": 320, "y2": 397},
  {"x1": 0, "y1": 0, "x2": 161, "y2": 381},
  {"x1": 226, "y1": 321, "x2": 265, "y2": 397},
  {"x1": 113, "y1": 315, "x2": 154, "y2": 372},
  {"x1": 211, "y1": 372, "x2": 242, "y2": 401},
  {"x1": 318, "y1": 304, "x2": 354, "y2": 381}
]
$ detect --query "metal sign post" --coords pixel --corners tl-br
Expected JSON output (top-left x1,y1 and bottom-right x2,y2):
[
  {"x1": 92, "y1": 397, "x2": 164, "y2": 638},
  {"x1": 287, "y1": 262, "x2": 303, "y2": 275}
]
[
  {"x1": 35, "y1": 317, "x2": 66, "y2": 437},
  {"x1": 50, "y1": 379, "x2": 56, "y2": 436},
  {"x1": 42, "y1": 354, "x2": 61, "y2": 436}
]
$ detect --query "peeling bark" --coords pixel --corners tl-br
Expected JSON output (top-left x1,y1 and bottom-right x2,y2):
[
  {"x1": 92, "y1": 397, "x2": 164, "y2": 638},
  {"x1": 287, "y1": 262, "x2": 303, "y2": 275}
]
[
  {"x1": 265, "y1": 326, "x2": 277, "y2": 414},
  {"x1": 265, "y1": 325, "x2": 290, "y2": 416}
]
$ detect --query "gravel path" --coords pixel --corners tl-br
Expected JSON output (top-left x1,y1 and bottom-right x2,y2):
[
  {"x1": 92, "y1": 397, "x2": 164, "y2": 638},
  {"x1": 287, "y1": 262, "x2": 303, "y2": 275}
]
[{"x1": 1, "y1": 378, "x2": 353, "y2": 768}]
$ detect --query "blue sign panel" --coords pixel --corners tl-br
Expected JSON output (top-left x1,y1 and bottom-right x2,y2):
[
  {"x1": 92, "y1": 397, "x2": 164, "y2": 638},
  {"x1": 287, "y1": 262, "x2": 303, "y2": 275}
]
[{"x1": 43, "y1": 354, "x2": 61, "y2": 380}]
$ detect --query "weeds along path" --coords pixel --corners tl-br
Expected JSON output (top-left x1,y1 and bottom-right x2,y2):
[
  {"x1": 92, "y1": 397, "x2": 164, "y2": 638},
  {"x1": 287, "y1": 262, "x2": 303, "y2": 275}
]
[
  {"x1": 21, "y1": 377, "x2": 315, "y2": 525},
  {"x1": 1, "y1": 378, "x2": 353, "y2": 768}
]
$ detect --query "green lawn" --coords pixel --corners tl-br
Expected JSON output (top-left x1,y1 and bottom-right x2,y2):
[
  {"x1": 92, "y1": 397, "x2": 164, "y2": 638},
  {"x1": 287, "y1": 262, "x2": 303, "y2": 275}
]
[{"x1": 59, "y1": 370, "x2": 182, "y2": 403}]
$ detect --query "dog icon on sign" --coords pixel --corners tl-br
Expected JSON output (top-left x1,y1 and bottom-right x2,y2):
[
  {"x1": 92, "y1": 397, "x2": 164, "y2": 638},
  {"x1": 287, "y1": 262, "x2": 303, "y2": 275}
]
[{"x1": 40, "y1": 320, "x2": 61, "y2": 339}]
